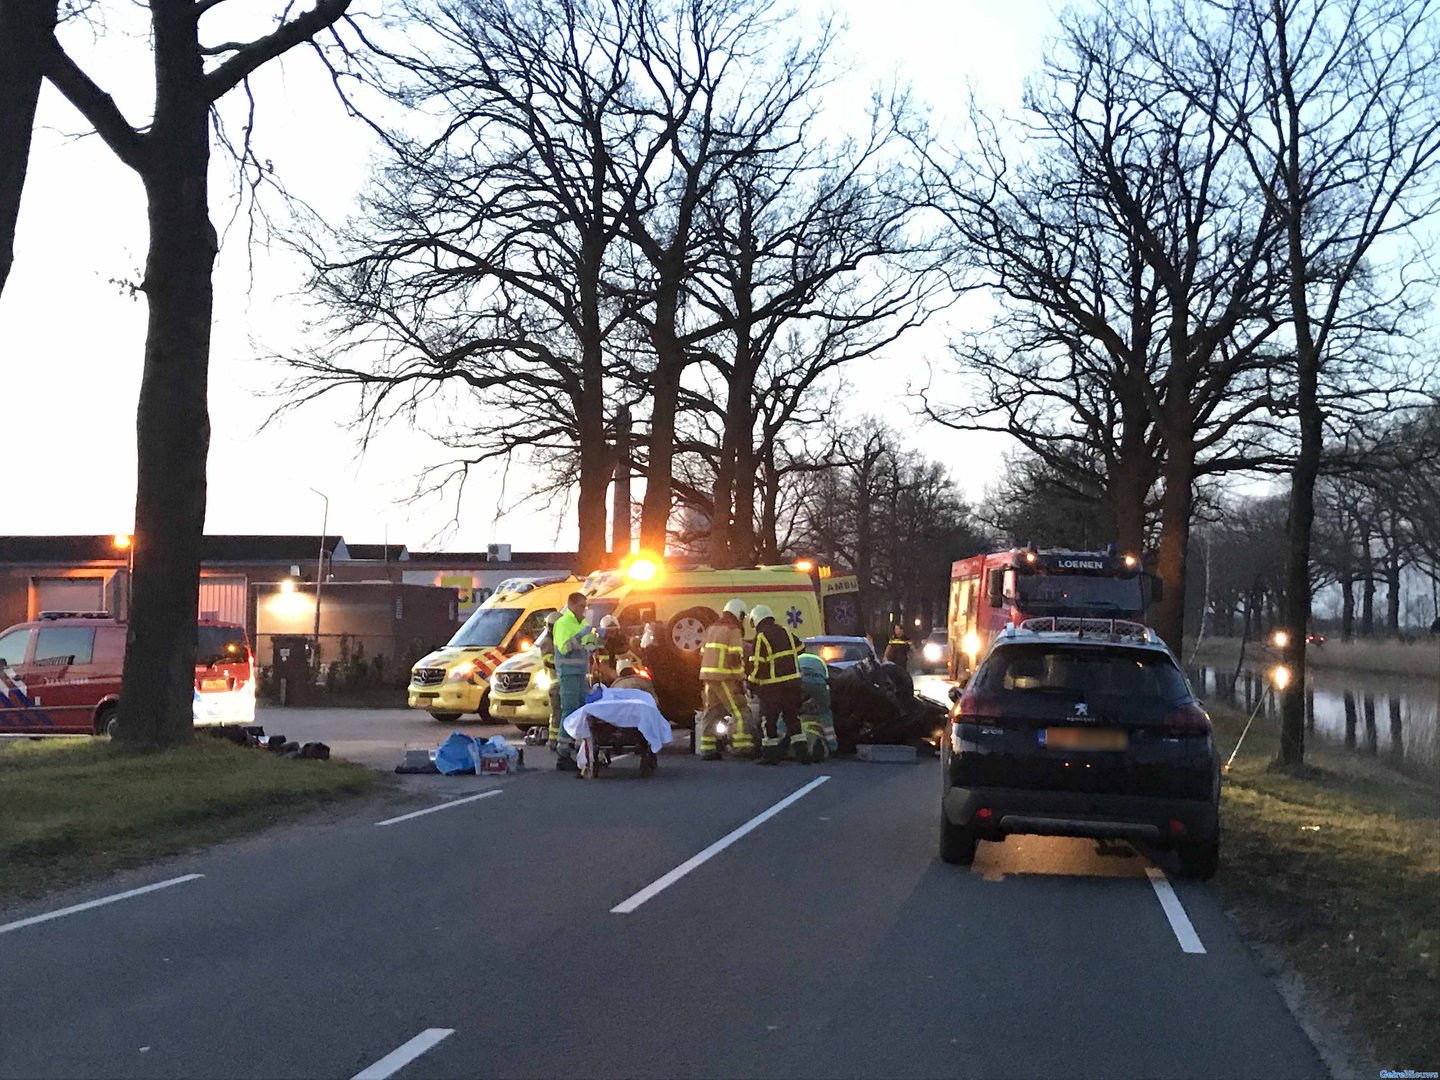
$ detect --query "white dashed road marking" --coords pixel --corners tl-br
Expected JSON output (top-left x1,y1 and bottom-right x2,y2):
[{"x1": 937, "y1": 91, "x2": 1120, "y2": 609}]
[
  {"x1": 351, "y1": 1029, "x2": 455, "y2": 1079},
  {"x1": 1145, "y1": 866, "x2": 1206, "y2": 954},
  {"x1": 375, "y1": 790, "x2": 502, "y2": 827},
  {"x1": 612, "y1": 775, "x2": 831, "y2": 913},
  {"x1": 0, "y1": 874, "x2": 204, "y2": 936}
]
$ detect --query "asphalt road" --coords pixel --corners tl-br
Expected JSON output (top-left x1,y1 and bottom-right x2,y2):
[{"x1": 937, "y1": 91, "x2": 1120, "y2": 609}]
[{"x1": 0, "y1": 690, "x2": 1326, "y2": 1079}]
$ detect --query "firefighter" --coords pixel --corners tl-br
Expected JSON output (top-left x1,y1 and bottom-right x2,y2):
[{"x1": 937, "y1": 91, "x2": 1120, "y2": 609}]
[
  {"x1": 553, "y1": 591, "x2": 600, "y2": 770},
  {"x1": 884, "y1": 625, "x2": 913, "y2": 669},
  {"x1": 747, "y1": 604, "x2": 808, "y2": 765},
  {"x1": 592, "y1": 614, "x2": 637, "y2": 686},
  {"x1": 536, "y1": 610, "x2": 563, "y2": 748},
  {"x1": 697, "y1": 598, "x2": 756, "y2": 760}
]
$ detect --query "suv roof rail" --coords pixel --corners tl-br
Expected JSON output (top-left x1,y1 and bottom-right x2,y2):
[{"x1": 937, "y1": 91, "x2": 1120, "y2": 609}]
[
  {"x1": 37, "y1": 610, "x2": 114, "y2": 621},
  {"x1": 1015, "y1": 617, "x2": 1154, "y2": 641}
]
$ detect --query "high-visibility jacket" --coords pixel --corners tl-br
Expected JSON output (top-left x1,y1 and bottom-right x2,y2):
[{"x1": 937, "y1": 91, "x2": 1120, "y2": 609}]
[
  {"x1": 749, "y1": 619, "x2": 802, "y2": 685},
  {"x1": 553, "y1": 609, "x2": 597, "y2": 674},
  {"x1": 699, "y1": 616, "x2": 746, "y2": 681}
]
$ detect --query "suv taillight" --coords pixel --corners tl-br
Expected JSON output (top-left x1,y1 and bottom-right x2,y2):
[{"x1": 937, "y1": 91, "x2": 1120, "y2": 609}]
[{"x1": 1162, "y1": 703, "x2": 1211, "y2": 735}]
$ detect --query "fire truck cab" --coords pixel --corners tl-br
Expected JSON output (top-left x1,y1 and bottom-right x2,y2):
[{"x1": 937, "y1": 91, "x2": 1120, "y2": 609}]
[{"x1": 947, "y1": 547, "x2": 1161, "y2": 679}]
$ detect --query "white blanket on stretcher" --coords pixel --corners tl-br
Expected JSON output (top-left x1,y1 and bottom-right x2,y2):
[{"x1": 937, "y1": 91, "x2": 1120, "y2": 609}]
[{"x1": 562, "y1": 686, "x2": 675, "y2": 753}]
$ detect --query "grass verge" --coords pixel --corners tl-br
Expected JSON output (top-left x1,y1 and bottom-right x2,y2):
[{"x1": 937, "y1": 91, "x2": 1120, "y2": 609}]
[
  {"x1": 1210, "y1": 703, "x2": 1440, "y2": 1072},
  {"x1": 0, "y1": 737, "x2": 376, "y2": 903}
]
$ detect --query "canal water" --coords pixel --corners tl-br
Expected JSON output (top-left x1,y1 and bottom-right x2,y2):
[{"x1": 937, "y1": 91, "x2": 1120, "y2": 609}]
[{"x1": 1187, "y1": 660, "x2": 1439, "y2": 786}]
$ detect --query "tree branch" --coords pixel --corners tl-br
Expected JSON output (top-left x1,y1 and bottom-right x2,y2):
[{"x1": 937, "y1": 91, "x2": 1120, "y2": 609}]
[
  {"x1": 40, "y1": 41, "x2": 146, "y2": 172},
  {"x1": 204, "y1": 0, "x2": 350, "y2": 102}
]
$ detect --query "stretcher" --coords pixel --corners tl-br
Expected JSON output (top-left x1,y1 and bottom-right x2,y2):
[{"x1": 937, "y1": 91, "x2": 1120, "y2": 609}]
[{"x1": 562, "y1": 685, "x2": 674, "y2": 780}]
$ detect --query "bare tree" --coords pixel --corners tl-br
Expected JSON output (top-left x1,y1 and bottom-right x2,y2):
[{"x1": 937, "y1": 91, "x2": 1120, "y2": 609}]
[
  {"x1": 280, "y1": 0, "x2": 651, "y2": 569},
  {"x1": 8, "y1": 0, "x2": 353, "y2": 745},
  {"x1": 614, "y1": 0, "x2": 833, "y2": 553},
  {"x1": 1176, "y1": 0, "x2": 1440, "y2": 766},
  {"x1": 920, "y1": 7, "x2": 1294, "y2": 653}
]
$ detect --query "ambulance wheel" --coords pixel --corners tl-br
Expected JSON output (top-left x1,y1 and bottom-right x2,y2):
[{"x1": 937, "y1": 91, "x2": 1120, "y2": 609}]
[
  {"x1": 95, "y1": 703, "x2": 118, "y2": 737},
  {"x1": 430, "y1": 712, "x2": 462, "y2": 723},
  {"x1": 667, "y1": 607, "x2": 716, "y2": 654}
]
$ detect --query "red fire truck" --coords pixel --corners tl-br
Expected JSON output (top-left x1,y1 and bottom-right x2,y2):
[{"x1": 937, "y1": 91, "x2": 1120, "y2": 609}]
[{"x1": 946, "y1": 547, "x2": 1162, "y2": 678}]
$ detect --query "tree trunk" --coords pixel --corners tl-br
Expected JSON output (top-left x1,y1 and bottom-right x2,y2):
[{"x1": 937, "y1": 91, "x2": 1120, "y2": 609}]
[
  {"x1": 1109, "y1": 452, "x2": 1149, "y2": 555},
  {"x1": 639, "y1": 293, "x2": 683, "y2": 553},
  {"x1": 0, "y1": 0, "x2": 58, "y2": 297},
  {"x1": 610, "y1": 405, "x2": 631, "y2": 559},
  {"x1": 117, "y1": 6, "x2": 215, "y2": 746},
  {"x1": 733, "y1": 436, "x2": 758, "y2": 564},
  {"x1": 1152, "y1": 436, "x2": 1195, "y2": 652},
  {"x1": 1340, "y1": 574, "x2": 1355, "y2": 640},
  {"x1": 1385, "y1": 550, "x2": 1401, "y2": 635},
  {"x1": 1361, "y1": 528, "x2": 1375, "y2": 635}
]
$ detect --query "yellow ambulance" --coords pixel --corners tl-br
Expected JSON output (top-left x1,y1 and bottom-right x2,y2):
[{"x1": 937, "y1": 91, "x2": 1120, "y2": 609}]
[
  {"x1": 407, "y1": 576, "x2": 580, "y2": 721},
  {"x1": 571, "y1": 559, "x2": 855, "y2": 719},
  {"x1": 486, "y1": 647, "x2": 552, "y2": 728}
]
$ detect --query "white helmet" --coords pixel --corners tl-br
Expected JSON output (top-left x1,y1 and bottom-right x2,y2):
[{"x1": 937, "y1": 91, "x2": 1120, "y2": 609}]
[
  {"x1": 600, "y1": 614, "x2": 620, "y2": 628},
  {"x1": 750, "y1": 604, "x2": 774, "y2": 624},
  {"x1": 723, "y1": 598, "x2": 747, "y2": 618},
  {"x1": 544, "y1": 611, "x2": 562, "y2": 626}
]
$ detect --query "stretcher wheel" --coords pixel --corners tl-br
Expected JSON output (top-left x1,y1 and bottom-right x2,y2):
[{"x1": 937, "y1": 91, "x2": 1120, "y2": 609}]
[{"x1": 639, "y1": 750, "x2": 656, "y2": 777}]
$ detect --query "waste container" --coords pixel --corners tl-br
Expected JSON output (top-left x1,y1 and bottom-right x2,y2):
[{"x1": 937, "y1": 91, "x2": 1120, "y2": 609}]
[{"x1": 271, "y1": 635, "x2": 313, "y2": 706}]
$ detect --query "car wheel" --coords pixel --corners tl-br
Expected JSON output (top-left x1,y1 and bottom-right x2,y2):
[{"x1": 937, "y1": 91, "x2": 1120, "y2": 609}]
[
  {"x1": 94, "y1": 703, "x2": 118, "y2": 737},
  {"x1": 939, "y1": 811, "x2": 978, "y2": 865},
  {"x1": 1176, "y1": 836, "x2": 1220, "y2": 880},
  {"x1": 667, "y1": 607, "x2": 716, "y2": 653},
  {"x1": 430, "y1": 712, "x2": 463, "y2": 723},
  {"x1": 476, "y1": 689, "x2": 491, "y2": 722}
]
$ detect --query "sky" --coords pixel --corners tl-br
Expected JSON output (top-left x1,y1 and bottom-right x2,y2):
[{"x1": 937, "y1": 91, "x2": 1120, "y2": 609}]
[{"x1": 0, "y1": 0, "x2": 1057, "y2": 553}]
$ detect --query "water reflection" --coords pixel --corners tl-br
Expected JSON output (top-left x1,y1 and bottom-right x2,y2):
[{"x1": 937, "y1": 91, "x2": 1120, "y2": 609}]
[{"x1": 1188, "y1": 661, "x2": 1438, "y2": 785}]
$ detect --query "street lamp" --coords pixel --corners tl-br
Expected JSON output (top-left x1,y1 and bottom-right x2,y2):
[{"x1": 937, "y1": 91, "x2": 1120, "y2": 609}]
[
  {"x1": 309, "y1": 488, "x2": 329, "y2": 670},
  {"x1": 113, "y1": 534, "x2": 134, "y2": 618}
]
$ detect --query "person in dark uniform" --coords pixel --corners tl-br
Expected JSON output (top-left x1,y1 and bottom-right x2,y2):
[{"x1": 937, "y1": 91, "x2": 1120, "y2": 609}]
[{"x1": 884, "y1": 625, "x2": 913, "y2": 668}]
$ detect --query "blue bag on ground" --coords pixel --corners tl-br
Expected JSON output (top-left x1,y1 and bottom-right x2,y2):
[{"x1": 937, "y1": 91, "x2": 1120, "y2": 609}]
[{"x1": 434, "y1": 732, "x2": 478, "y2": 774}]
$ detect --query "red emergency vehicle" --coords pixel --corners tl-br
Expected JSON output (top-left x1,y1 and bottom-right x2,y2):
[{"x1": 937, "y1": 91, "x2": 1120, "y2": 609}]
[
  {"x1": 946, "y1": 547, "x2": 1161, "y2": 678},
  {"x1": 0, "y1": 612, "x2": 255, "y2": 735}
]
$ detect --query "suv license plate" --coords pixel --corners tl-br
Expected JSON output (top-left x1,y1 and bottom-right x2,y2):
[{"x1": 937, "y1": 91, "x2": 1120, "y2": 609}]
[{"x1": 1041, "y1": 727, "x2": 1128, "y2": 751}]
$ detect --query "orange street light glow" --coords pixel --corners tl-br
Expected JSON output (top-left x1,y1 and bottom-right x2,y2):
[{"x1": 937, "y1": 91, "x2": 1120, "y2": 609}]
[
  {"x1": 1272, "y1": 629, "x2": 1290, "y2": 648},
  {"x1": 1272, "y1": 664, "x2": 1292, "y2": 689},
  {"x1": 113, "y1": 534, "x2": 132, "y2": 550}
]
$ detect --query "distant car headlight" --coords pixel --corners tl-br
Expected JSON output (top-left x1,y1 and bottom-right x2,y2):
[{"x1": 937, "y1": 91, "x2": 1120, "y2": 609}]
[
  {"x1": 533, "y1": 670, "x2": 552, "y2": 692},
  {"x1": 715, "y1": 721, "x2": 729, "y2": 736},
  {"x1": 923, "y1": 643, "x2": 943, "y2": 663}
]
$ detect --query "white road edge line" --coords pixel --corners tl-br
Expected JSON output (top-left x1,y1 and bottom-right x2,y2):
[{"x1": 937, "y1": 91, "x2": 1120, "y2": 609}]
[
  {"x1": 612, "y1": 775, "x2": 831, "y2": 914},
  {"x1": 351, "y1": 1028, "x2": 454, "y2": 1080},
  {"x1": 1145, "y1": 866, "x2": 1206, "y2": 954},
  {"x1": 0, "y1": 874, "x2": 204, "y2": 936},
  {"x1": 375, "y1": 790, "x2": 502, "y2": 827}
]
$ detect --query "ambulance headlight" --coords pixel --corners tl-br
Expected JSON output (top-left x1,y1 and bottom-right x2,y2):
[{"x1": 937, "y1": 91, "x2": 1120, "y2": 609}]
[{"x1": 533, "y1": 670, "x2": 552, "y2": 692}]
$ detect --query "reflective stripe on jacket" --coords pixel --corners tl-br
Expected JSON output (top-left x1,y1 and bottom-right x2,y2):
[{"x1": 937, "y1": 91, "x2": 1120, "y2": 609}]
[
  {"x1": 553, "y1": 610, "x2": 595, "y2": 673},
  {"x1": 700, "y1": 618, "x2": 746, "y2": 681},
  {"x1": 749, "y1": 620, "x2": 802, "y2": 685}
]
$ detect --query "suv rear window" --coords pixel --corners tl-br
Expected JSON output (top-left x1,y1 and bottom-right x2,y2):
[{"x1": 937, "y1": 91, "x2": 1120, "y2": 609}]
[{"x1": 975, "y1": 643, "x2": 1191, "y2": 718}]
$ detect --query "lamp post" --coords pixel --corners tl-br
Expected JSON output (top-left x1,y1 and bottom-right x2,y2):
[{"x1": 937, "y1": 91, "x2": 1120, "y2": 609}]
[
  {"x1": 112, "y1": 534, "x2": 133, "y2": 618},
  {"x1": 309, "y1": 488, "x2": 329, "y2": 670}
]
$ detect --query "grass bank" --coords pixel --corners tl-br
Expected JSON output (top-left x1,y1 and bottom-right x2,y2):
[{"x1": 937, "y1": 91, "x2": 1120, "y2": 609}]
[
  {"x1": 0, "y1": 738, "x2": 376, "y2": 902},
  {"x1": 1210, "y1": 703, "x2": 1439, "y2": 1072},
  {"x1": 1192, "y1": 635, "x2": 1440, "y2": 680}
]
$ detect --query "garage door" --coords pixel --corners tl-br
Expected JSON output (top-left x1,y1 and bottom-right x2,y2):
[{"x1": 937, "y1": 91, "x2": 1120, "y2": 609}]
[
  {"x1": 33, "y1": 578, "x2": 104, "y2": 616},
  {"x1": 198, "y1": 576, "x2": 247, "y2": 625}
]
